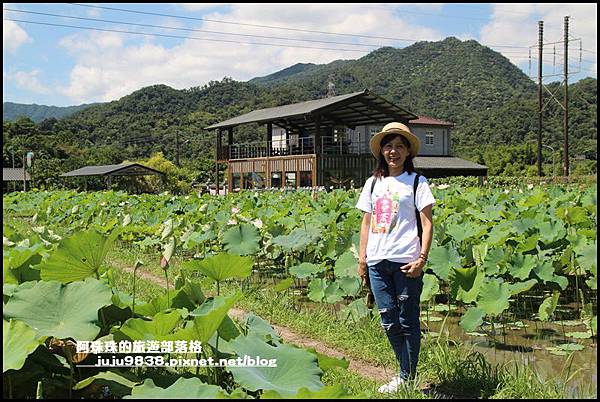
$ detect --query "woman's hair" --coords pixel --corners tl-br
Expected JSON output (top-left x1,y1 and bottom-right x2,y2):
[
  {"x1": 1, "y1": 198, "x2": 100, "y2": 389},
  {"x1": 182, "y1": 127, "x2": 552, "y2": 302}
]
[{"x1": 372, "y1": 134, "x2": 415, "y2": 178}]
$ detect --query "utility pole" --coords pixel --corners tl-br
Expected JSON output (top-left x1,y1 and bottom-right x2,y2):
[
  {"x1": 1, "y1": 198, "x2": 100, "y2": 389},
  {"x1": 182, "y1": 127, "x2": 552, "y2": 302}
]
[
  {"x1": 176, "y1": 131, "x2": 180, "y2": 167},
  {"x1": 563, "y1": 16, "x2": 570, "y2": 177},
  {"x1": 537, "y1": 21, "x2": 544, "y2": 177}
]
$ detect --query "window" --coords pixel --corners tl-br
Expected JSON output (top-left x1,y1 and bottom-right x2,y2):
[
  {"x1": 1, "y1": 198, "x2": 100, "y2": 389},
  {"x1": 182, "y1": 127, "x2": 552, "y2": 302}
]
[
  {"x1": 285, "y1": 172, "x2": 297, "y2": 189},
  {"x1": 300, "y1": 171, "x2": 312, "y2": 187},
  {"x1": 425, "y1": 131, "x2": 434, "y2": 146},
  {"x1": 271, "y1": 172, "x2": 282, "y2": 189}
]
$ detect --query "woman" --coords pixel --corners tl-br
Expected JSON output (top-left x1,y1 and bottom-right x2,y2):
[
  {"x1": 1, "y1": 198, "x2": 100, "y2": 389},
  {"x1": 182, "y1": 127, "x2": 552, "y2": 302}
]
[{"x1": 355, "y1": 122, "x2": 434, "y2": 393}]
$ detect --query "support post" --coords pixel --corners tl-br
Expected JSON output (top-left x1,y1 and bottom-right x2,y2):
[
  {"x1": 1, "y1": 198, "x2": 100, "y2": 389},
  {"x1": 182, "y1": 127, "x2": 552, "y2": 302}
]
[
  {"x1": 563, "y1": 16, "x2": 569, "y2": 177},
  {"x1": 537, "y1": 20, "x2": 544, "y2": 177}
]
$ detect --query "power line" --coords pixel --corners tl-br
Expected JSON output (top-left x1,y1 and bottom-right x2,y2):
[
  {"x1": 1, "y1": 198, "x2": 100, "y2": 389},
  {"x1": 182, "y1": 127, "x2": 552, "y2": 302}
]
[
  {"x1": 3, "y1": 8, "x2": 381, "y2": 49},
  {"x1": 3, "y1": 16, "x2": 538, "y2": 58},
  {"x1": 67, "y1": 3, "x2": 422, "y2": 43},
  {"x1": 67, "y1": 3, "x2": 531, "y2": 50},
  {"x1": 3, "y1": 18, "x2": 370, "y2": 53}
]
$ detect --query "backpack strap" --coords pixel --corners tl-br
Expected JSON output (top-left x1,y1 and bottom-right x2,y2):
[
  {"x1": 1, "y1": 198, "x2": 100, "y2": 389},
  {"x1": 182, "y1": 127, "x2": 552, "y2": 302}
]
[{"x1": 414, "y1": 174, "x2": 423, "y2": 245}]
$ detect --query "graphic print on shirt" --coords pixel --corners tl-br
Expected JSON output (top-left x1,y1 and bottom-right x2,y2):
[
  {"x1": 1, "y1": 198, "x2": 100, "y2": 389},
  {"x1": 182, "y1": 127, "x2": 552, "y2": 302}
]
[{"x1": 370, "y1": 187, "x2": 400, "y2": 234}]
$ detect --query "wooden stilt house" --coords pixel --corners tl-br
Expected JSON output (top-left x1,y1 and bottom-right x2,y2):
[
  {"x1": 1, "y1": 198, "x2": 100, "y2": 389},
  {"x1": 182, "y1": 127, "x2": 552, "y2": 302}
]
[{"x1": 206, "y1": 89, "x2": 487, "y2": 192}]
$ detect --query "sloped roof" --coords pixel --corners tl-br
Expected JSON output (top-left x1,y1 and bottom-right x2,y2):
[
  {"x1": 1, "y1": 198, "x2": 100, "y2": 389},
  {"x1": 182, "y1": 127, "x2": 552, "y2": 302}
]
[
  {"x1": 414, "y1": 156, "x2": 487, "y2": 171},
  {"x1": 205, "y1": 89, "x2": 418, "y2": 131},
  {"x1": 61, "y1": 163, "x2": 164, "y2": 177},
  {"x1": 3, "y1": 168, "x2": 31, "y2": 181},
  {"x1": 409, "y1": 116, "x2": 455, "y2": 127}
]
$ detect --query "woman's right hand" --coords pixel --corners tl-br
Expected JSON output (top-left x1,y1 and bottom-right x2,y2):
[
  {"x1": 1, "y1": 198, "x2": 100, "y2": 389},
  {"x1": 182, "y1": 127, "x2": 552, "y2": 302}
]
[{"x1": 358, "y1": 260, "x2": 368, "y2": 278}]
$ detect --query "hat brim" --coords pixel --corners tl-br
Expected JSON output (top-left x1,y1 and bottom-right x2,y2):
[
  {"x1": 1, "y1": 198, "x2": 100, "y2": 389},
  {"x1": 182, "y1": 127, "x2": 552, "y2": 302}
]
[{"x1": 370, "y1": 128, "x2": 420, "y2": 158}]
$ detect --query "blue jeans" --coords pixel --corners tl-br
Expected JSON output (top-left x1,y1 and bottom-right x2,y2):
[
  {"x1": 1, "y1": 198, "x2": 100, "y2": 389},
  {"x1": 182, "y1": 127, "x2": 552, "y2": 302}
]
[{"x1": 369, "y1": 260, "x2": 423, "y2": 380}]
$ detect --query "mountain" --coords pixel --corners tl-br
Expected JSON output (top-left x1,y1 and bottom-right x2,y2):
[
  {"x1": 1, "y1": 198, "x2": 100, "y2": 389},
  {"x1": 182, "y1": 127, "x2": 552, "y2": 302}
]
[
  {"x1": 249, "y1": 62, "x2": 320, "y2": 86},
  {"x1": 3, "y1": 102, "x2": 99, "y2": 123}
]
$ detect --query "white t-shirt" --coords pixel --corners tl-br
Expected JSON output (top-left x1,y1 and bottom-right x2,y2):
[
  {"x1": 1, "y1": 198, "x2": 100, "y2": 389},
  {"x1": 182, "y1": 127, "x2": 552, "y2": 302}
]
[{"x1": 355, "y1": 172, "x2": 435, "y2": 266}]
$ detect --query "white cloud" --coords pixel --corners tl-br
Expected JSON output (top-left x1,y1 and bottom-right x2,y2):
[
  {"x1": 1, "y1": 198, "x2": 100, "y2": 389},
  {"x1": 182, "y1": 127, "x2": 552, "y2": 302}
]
[
  {"x1": 177, "y1": 3, "x2": 227, "y2": 12},
  {"x1": 3, "y1": 7, "x2": 32, "y2": 53},
  {"x1": 52, "y1": 3, "x2": 448, "y2": 103},
  {"x1": 9, "y1": 69, "x2": 50, "y2": 94},
  {"x1": 480, "y1": 3, "x2": 597, "y2": 79}
]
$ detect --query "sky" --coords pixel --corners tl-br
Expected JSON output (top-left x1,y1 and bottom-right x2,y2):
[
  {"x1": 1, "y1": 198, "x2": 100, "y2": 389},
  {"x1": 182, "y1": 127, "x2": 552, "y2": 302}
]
[{"x1": 3, "y1": 3, "x2": 597, "y2": 107}]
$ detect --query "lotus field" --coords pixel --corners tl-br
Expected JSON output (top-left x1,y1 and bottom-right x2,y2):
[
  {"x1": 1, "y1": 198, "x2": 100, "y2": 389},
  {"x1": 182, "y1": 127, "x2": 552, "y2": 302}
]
[{"x1": 3, "y1": 182, "x2": 597, "y2": 398}]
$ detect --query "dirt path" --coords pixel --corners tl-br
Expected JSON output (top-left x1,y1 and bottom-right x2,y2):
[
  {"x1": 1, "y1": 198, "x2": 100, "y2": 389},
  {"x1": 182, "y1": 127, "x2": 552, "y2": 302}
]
[{"x1": 116, "y1": 263, "x2": 393, "y2": 383}]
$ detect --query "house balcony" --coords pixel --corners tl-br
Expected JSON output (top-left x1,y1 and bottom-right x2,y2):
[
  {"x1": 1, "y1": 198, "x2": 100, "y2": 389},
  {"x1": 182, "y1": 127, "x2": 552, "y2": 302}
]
[{"x1": 218, "y1": 135, "x2": 366, "y2": 161}]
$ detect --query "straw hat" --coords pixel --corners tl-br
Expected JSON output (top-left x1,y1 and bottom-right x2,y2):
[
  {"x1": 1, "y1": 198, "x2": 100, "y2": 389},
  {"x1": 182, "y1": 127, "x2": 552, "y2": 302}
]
[{"x1": 369, "y1": 122, "x2": 420, "y2": 158}]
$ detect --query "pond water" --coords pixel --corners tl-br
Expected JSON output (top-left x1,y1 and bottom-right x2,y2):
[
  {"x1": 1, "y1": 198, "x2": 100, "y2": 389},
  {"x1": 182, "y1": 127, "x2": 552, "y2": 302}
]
[
  {"x1": 287, "y1": 291, "x2": 596, "y2": 397},
  {"x1": 421, "y1": 310, "x2": 597, "y2": 398}
]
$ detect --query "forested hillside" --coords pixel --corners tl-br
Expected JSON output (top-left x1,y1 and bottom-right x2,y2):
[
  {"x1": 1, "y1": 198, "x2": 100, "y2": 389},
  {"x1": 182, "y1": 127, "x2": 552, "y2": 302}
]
[
  {"x1": 3, "y1": 37, "x2": 596, "y2": 190},
  {"x1": 3, "y1": 102, "x2": 98, "y2": 123}
]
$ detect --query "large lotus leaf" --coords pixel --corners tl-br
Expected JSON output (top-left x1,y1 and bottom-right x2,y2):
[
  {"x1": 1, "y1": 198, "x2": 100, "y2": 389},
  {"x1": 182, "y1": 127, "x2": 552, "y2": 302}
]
[
  {"x1": 550, "y1": 274, "x2": 568, "y2": 290},
  {"x1": 3, "y1": 259, "x2": 19, "y2": 285},
  {"x1": 125, "y1": 377, "x2": 229, "y2": 399},
  {"x1": 271, "y1": 278, "x2": 293, "y2": 292},
  {"x1": 135, "y1": 288, "x2": 196, "y2": 317},
  {"x1": 538, "y1": 291, "x2": 560, "y2": 321},
  {"x1": 575, "y1": 240, "x2": 597, "y2": 276},
  {"x1": 333, "y1": 250, "x2": 358, "y2": 278},
  {"x1": 508, "y1": 254, "x2": 537, "y2": 280},
  {"x1": 3, "y1": 319, "x2": 43, "y2": 372},
  {"x1": 323, "y1": 281, "x2": 344, "y2": 304},
  {"x1": 307, "y1": 278, "x2": 327, "y2": 302},
  {"x1": 115, "y1": 310, "x2": 182, "y2": 342},
  {"x1": 476, "y1": 279, "x2": 511, "y2": 317},
  {"x1": 244, "y1": 312, "x2": 281, "y2": 344},
  {"x1": 185, "y1": 230, "x2": 216, "y2": 249},
  {"x1": 304, "y1": 347, "x2": 349, "y2": 371},
  {"x1": 555, "y1": 206, "x2": 589, "y2": 226},
  {"x1": 3, "y1": 278, "x2": 113, "y2": 340},
  {"x1": 73, "y1": 371, "x2": 140, "y2": 392},
  {"x1": 6, "y1": 241, "x2": 46, "y2": 270},
  {"x1": 486, "y1": 221, "x2": 513, "y2": 245},
  {"x1": 428, "y1": 244, "x2": 461, "y2": 280},
  {"x1": 336, "y1": 277, "x2": 361, "y2": 297},
  {"x1": 446, "y1": 221, "x2": 486, "y2": 243},
  {"x1": 169, "y1": 293, "x2": 239, "y2": 344},
  {"x1": 451, "y1": 267, "x2": 484, "y2": 304},
  {"x1": 420, "y1": 273, "x2": 440, "y2": 303},
  {"x1": 459, "y1": 307, "x2": 485, "y2": 333},
  {"x1": 341, "y1": 299, "x2": 370, "y2": 323},
  {"x1": 181, "y1": 279, "x2": 206, "y2": 307},
  {"x1": 262, "y1": 384, "x2": 350, "y2": 399},
  {"x1": 39, "y1": 229, "x2": 119, "y2": 283},
  {"x1": 222, "y1": 224, "x2": 260, "y2": 256},
  {"x1": 227, "y1": 335, "x2": 323, "y2": 396},
  {"x1": 508, "y1": 279, "x2": 538, "y2": 296},
  {"x1": 289, "y1": 263, "x2": 322, "y2": 279},
  {"x1": 184, "y1": 253, "x2": 253, "y2": 282},
  {"x1": 515, "y1": 233, "x2": 540, "y2": 253},
  {"x1": 272, "y1": 227, "x2": 321, "y2": 253},
  {"x1": 449, "y1": 266, "x2": 477, "y2": 299},
  {"x1": 533, "y1": 261, "x2": 555, "y2": 283},
  {"x1": 478, "y1": 247, "x2": 505, "y2": 276},
  {"x1": 512, "y1": 218, "x2": 537, "y2": 236},
  {"x1": 537, "y1": 219, "x2": 566, "y2": 244}
]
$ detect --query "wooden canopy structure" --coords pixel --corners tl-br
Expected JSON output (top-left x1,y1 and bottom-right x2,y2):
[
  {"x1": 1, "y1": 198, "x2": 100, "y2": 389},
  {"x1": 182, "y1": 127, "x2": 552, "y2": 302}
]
[
  {"x1": 61, "y1": 163, "x2": 165, "y2": 190},
  {"x1": 3, "y1": 167, "x2": 31, "y2": 192}
]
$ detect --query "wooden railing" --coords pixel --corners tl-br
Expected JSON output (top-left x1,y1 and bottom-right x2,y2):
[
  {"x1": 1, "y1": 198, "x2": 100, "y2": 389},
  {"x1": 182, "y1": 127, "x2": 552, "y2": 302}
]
[{"x1": 221, "y1": 136, "x2": 364, "y2": 160}]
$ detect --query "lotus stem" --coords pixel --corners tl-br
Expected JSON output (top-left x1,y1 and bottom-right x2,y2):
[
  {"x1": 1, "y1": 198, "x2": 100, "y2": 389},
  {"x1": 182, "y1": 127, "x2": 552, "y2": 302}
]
[{"x1": 165, "y1": 270, "x2": 170, "y2": 307}]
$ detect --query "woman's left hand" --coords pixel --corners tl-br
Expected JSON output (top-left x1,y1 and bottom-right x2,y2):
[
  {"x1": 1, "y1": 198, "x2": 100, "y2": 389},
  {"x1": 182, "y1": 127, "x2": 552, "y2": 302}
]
[{"x1": 400, "y1": 258, "x2": 425, "y2": 278}]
